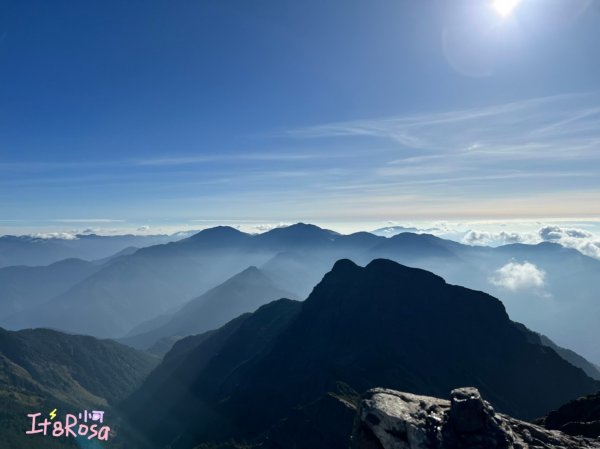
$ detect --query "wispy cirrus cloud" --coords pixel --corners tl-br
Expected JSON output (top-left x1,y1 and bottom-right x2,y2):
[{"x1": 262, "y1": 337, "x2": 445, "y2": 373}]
[
  {"x1": 287, "y1": 92, "x2": 600, "y2": 172},
  {"x1": 289, "y1": 91, "x2": 600, "y2": 154},
  {"x1": 50, "y1": 219, "x2": 125, "y2": 223},
  {"x1": 0, "y1": 151, "x2": 330, "y2": 173},
  {"x1": 135, "y1": 152, "x2": 329, "y2": 166},
  {"x1": 278, "y1": 91, "x2": 600, "y2": 217},
  {"x1": 0, "y1": 160, "x2": 120, "y2": 172},
  {"x1": 2, "y1": 92, "x2": 600, "y2": 226}
]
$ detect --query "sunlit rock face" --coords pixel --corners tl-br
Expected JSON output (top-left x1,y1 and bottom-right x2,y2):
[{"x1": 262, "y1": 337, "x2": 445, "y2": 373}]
[{"x1": 352, "y1": 387, "x2": 600, "y2": 449}]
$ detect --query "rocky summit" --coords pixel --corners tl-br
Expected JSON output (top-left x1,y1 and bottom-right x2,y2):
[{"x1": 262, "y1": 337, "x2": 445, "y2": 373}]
[{"x1": 352, "y1": 387, "x2": 600, "y2": 449}]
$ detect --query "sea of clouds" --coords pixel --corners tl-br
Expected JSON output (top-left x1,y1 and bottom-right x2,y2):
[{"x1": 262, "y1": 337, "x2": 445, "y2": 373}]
[
  {"x1": 373, "y1": 220, "x2": 600, "y2": 261},
  {"x1": 461, "y1": 224, "x2": 600, "y2": 259}
]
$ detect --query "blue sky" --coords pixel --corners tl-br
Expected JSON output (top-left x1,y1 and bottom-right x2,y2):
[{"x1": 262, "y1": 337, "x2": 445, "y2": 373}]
[{"x1": 1, "y1": 0, "x2": 600, "y2": 235}]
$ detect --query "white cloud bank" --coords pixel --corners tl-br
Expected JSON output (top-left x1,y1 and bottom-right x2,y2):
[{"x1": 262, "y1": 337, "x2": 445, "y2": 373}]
[
  {"x1": 454, "y1": 224, "x2": 600, "y2": 260},
  {"x1": 30, "y1": 232, "x2": 79, "y2": 240},
  {"x1": 253, "y1": 223, "x2": 291, "y2": 233},
  {"x1": 369, "y1": 220, "x2": 600, "y2": 260},
  {"x1": 538, "y1": 225, "x2": 600, "y2": 259},
  {"x1": 489, "y1": 262, "x2": 547, "y2": 291},
  {"x1": 462, "y1": 230, "x2": 532, "y2": 246}
]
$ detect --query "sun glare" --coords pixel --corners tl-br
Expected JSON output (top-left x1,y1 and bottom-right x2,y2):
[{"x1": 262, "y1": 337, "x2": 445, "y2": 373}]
[{"x1": 492, "y1": 0, "x2": 521, "y2": 17}]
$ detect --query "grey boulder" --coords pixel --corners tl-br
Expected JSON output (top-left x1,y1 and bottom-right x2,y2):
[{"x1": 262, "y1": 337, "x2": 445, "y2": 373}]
[{"x1": 351, "y1": 387, "x2": 600, "y2": 449}]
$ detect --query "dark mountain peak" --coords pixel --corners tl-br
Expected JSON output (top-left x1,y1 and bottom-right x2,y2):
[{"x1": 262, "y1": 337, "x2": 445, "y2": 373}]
[
  {"x1": 267, "y1": 257, "x2": 452, "y2": 314},
  {"x1": 389, "y1": 231, "x2": 440, "y2": 243},
  {"x1": 299, "y1": 259, "x2": 463, "y2": 329},
  {"x1": 190, "y1": 226, "x2": 248, "y2": 240},
  {"x1": 256, "y1": 223, "x2": 339, "y2": 247},
  {"x1": 284, "y1": 222, "x2": 338, "y2": 234},
  {"x1": 331, "y1": 258, "x2": 360, "y2": 272},
  {"x1": 366, "y1": 257, "x2": 413, "y2": 270},
  {"x1": 349, "y1": 231, "x2": 376, "y2": 237},
  {"x1": 139, "y1": 226, "x2": 251, "y2": 254},
  {"x1": 336, "y1": 231, "x2": 384, "y2": 248},
  {"x1": 327, "y1": 258, "x2": 445, "y2": 287},
  {"x1": 345, "y1": 231, "x2": 382, "y2": 241},
  {"x1": 371, "y1": 231, "x2": 462, "y2": 259},
  {"x1": 365, "y1": 258, "x2": 445, "y2": 279},
  {"x1": 387, "y1": 232, "x2": 468, "y2": 250}
]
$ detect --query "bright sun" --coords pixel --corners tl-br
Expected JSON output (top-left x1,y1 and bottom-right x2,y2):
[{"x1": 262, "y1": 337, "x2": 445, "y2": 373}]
[{"x1": 491, "y1": 0, "x2": 521, "y2": 17}]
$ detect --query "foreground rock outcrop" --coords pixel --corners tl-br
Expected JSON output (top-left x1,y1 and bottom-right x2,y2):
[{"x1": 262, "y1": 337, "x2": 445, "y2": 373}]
[
  {"x1": 541, "y1": 392, "x2": 600, "y2": 438},
  {"x1": 352, "y1": 387, "x2": 600, "y2": 449}
]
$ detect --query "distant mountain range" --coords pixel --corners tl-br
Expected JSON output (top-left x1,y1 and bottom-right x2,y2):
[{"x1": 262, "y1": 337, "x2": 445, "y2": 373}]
[
  {"x1": 0, "y1": 258, "x2": 100, "y2": 318},
  {"x1": 120, "y1": 259, "x2": 600, "y2": 449},
  {"x1": 0, "y1": 232, "x2": 194, "y2": 268},
  {"x1": 0, "y1": 327, "x2": 158, "y2": 449},
  {"x1": 2, "y1": 223, "x2": 600, "y2": 364}
]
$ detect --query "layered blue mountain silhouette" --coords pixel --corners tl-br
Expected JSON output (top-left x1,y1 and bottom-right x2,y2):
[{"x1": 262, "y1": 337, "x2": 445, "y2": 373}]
[
  {"x1": 3, "y1": 224, "x2": 600, "y2": 364},
  {"x1": 1, "y1": 226, "x2": 599, "y2": 448}
]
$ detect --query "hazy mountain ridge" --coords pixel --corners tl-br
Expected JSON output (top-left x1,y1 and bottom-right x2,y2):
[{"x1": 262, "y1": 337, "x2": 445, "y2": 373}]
[
  {"x1": 0, "y1": 258, "x2": 101, "y2": 318},
  {"x1": 4, "y1": 247, "x2": 271, "y2": 337},
  {"x1": 0, "y1": 233, "x2": 195, "y2": 268},
  {"x1": 121, "y1": 266, "x2": 297, "y2": 350},
  {"x1": 3, "y1": 223, "x2": 600, "y2": 363}
]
